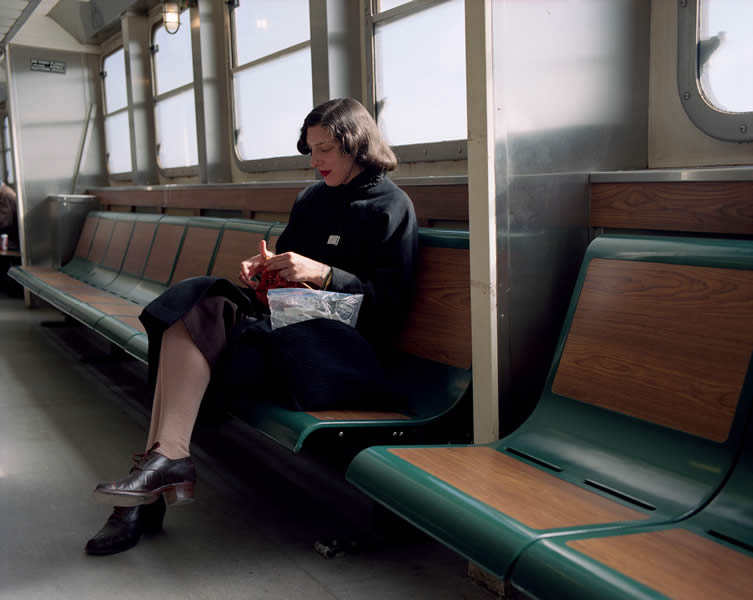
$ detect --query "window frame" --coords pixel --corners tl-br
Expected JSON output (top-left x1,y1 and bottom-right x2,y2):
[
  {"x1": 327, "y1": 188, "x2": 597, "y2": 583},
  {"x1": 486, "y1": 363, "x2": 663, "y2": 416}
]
[
  {"x1": 149, "y1": 11, "x2": 200, "y2": 178},
  {"x1": 2, "y1": 113, "x2": 14, "y2": 185},
  {"x1": 677, "y1": 0, "x2": 753, "y2": 142},
  {"x1": 100, "y1": 43, "x2": 133, "y2": 181},
  {"x1": 365, "y1": 0, "x2": 467, "y2": 162},
  {"x1": 228, "y1": 0, "x2": 312, "y2": 172}
]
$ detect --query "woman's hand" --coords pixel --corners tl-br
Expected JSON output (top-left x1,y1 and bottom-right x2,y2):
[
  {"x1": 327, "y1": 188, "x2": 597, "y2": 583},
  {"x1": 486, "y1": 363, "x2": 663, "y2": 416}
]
[
  {"x1": 264, "y1": 252, "x2": 330, "y2": 287},
  {"x1": 239, "y1": 240, "x2": 274, "y2": 288}
]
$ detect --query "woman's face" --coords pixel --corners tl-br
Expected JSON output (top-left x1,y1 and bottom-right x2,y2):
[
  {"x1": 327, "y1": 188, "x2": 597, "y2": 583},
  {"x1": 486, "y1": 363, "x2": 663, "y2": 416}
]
[{"x1": 307, "y1": 125, "x2": 362, "y2": 186}]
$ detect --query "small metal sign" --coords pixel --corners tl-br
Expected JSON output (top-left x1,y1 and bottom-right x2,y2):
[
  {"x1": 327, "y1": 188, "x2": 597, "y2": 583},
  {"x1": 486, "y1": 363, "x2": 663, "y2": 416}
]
[{"x1": 31, "y1": 58, "x2": 66, "y2": 74}]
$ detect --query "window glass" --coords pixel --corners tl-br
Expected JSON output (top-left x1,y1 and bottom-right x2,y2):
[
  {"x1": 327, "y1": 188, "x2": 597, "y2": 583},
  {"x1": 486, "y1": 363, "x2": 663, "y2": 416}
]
[
  {"x1": 103, "y1": 48, "x2": 128, "y2": 113},
  {"x1": 152, "y1": 11, "x2": 198, "y2": 169},
  {"x1": 2, "y1": 116, "x2": 11, "y2": 185},
  {"x1": 233, "y1": 0, "x2": 309, "y2": 65},
  {"x1": 374, "y1": 0, "x2": 467, "y2": 146},
  {"x1": 378, "y1": 0, "x2": 412, "y2": 12},
  {"x1": 105, "y1": 112, "x2": 132, "y2": 174},
  {"x1": 3, "y1": 116, "x2": 10, "y2": 149},
  {"x1": 155, "y1": 90, "x2": 199, "y2": 169},
  {"x1": 698, "y1": 0, "x2": 753, "y2": 113},
  {"x1": 3, "y1": 152, "x2": 12, "y2": 185},
  {"x1": 153, "y1": 10, "x2": 194, "y2": 95},
  {"x1": 231, "y1": 0, "x2": 313, "y2": 162},
  {"x1": 233, "y1": 46, "x2": 313, "y2": 160}
]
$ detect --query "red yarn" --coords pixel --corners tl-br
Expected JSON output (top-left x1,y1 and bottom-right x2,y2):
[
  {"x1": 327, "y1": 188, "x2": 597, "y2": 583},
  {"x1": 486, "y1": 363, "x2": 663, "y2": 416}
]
[{"x1": 255, "y1": 268, "x2": 304, "y2": 307}]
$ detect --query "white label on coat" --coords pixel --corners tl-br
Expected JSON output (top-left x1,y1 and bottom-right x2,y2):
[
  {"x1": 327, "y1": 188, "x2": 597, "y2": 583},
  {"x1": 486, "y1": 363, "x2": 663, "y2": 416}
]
[{"x1": 327, "y1": 235, "x2": 340, "y2": 246}]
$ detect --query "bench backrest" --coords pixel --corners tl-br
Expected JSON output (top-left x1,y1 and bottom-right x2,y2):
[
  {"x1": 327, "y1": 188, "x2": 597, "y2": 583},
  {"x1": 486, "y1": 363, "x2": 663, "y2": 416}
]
[
  {"x1": 504, "y1": 234, "x2": 753, "y2": 515},
  {"x1": 65, "y1": 212, "x2": 471, "y2": 372},
  {"x1": 553, "y1": 257, "x2": 753, "y2": 443}
]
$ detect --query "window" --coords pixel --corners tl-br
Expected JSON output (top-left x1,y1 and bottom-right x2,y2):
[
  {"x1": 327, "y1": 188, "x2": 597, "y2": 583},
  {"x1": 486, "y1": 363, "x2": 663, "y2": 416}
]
[
  {"x1": 2, "y1": 115, "x2": 13, "y2": 185},
  {"x1": 698, "y1": 0, "x2": 753, "y2": 114},
  {"x1": 102, "y1": 48, "x2": 133, "y2": 175},
  {"x1": 229, "y1": 0, "x2": 313, "y2": 163},
  {"x1": 152, "y1": 10, "x2": 198, "y2": 170},
  {"x1": 369, "y1": 0, "x2": 467, "y2": 153},
  {"x1": 677, "y1": 0, "x2": 752, "y2": 142}
]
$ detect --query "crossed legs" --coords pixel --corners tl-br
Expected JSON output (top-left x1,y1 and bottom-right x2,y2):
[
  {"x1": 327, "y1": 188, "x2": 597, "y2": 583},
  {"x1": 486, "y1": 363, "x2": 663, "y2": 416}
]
[{"x1": 146, "y1": 319, "x2": 210, "y2": 460}]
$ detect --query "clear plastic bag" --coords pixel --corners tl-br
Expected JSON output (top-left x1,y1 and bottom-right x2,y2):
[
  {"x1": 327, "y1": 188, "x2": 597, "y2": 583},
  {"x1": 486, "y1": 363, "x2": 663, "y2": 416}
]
[{"x1": 267, "y1": 288, "x2": 364, "y2": 330}]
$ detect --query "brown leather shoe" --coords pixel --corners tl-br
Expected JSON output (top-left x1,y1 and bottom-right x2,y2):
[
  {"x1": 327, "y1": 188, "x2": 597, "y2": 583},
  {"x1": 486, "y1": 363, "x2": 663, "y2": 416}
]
[
  {"x1": 92, "y1": 443, "x2": 196, "y2": 507},
  {"x1": 85, "y1": 497, "x2": 166, "y2": 556}
]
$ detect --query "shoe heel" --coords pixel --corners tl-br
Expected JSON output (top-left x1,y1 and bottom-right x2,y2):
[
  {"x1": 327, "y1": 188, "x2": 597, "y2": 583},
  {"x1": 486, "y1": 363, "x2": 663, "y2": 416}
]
[{"x1": 163, "y1": 481, "x2": 194, "y2": 506}]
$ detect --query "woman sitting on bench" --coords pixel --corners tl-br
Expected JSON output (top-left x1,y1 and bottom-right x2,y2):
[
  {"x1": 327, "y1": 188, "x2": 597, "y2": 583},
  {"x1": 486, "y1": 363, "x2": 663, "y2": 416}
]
[{"x1": 85, "y1": 98, "x2": 418, "y2": 556}]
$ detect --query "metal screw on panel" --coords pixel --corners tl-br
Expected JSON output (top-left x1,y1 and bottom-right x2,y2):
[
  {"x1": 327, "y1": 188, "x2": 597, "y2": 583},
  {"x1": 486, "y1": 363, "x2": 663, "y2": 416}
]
[
  {"x1": 399, "y1": 431, "x2": 404, "y2": 438},
  {"x1": 682, "y1": 91, "x2": 690, "y2": 100},
  {"x1": 392, "y1": 431, "x2": 398, "y2": 437},
  {"x1": 740, "y1": 124, "x2": 748, "y2": 133},
  {"x1": 338, "y1": 431, "x2": 344, "y2": 438}
]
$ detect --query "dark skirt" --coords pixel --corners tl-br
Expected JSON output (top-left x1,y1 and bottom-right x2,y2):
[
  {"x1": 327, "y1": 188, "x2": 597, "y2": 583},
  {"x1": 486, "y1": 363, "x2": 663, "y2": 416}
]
[{"x1": 139, "y1": 276, "x2": 391, "y2": 413}]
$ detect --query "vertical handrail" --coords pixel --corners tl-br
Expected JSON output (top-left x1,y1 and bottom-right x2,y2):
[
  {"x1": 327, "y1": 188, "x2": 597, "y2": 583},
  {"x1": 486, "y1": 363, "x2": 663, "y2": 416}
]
[{"x1": 71, "y1": 103, "x2": 96, "y2": 194}]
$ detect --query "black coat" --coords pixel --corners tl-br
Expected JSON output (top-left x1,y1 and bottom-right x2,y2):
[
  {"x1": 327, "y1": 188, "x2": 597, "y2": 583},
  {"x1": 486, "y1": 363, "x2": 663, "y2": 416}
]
[{"x1": 139, "y1": 168, "x2": 418, "y2": 411}]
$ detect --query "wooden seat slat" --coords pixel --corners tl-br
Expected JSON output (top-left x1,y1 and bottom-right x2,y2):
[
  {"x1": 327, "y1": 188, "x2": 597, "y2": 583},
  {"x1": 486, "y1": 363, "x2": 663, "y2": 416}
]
[
  {"x1": 170, "y1": 226, "x2": 220, "y2": 284},
  {"x1": 73, "y1": 216, "x2": 98, "y2": 259},
  {"x1": 210, "y1": 229, "x2": 266, "y2": 281},
  {"x1": 101, "y1": 221, "x2": 134, "y2": 270},
  {"x1": 390, "y1": 447, "x2": 646, "y2": 529},
  {"x1": 120, "y1": 222, "x2": 158, "y2": 276},
  {"x1": 142, "y1": 223, "x2": 184, "y2": 283},
  {"x1": 87, "y1": 219, "x2": 115, "y2": 265},
  {"x1": 567, "y1": 529, "x2": 753, "y2": 600}
]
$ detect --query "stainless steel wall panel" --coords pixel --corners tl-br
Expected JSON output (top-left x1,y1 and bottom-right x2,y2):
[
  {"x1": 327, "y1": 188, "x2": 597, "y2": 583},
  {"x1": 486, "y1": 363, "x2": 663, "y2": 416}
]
[
  {"x1": 492, "y1": 0, "x2": 650, "y2": 433},
  {"x1": 500, "y1": 0, "x2": 649, "y2": 175},
  {"x1": 8, "y1": 44, "x2": 108, "y2": 266}
]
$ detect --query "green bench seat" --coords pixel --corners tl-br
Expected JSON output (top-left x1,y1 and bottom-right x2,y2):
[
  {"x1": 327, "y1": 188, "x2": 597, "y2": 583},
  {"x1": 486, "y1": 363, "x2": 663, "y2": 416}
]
[
  {"x1": 9, "y1": 210, "x2": 472, "y2": 453},
  {"x1": 510, "y1": 406, "x2": 753, "y2": 600},
  {"x1": 346, "y1": 234, "x2": 753, "y2": 582}
]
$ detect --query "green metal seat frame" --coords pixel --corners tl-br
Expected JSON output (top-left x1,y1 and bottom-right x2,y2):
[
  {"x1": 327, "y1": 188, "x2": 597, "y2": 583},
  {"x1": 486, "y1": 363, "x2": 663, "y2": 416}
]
[
  {"x1": 510, "y1": 408, "x2": 753, "y2": 600},
  {"x1": 9, "y1": 212, "x2": 472, "y2": 454},
  {"x1": 346, "y1": 234, "x2": 753, "y2": 579}
]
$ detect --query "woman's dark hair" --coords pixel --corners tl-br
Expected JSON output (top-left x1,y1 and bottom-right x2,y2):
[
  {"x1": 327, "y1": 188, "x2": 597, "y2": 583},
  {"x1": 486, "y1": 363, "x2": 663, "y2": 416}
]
[{"x1": 297, "y1": 98, "x2": 397, "y2": 172}]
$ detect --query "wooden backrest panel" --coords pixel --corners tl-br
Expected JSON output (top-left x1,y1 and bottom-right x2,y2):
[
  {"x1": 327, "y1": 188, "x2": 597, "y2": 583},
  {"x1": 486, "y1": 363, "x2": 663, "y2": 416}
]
[
  {"x1": 101, "y1": 221, "x2": 134, "y2": 270},
  {"x1": 170, "y1": 227, "x2": 220, "y2": 284},
  {"x1": 396, "y1": 246, "x2": 471, "y2": 368},
  {"x1": 74, "y1": 216, "x2": 99, "y2": 259},
  {"x1": 568, "y1": 529, "x2": 753, "y2": 600},
  {"x1": 92, "y1": 183, "x2": 469, "y2": 225},
  {"x1": 591, "y1": 181, "x2": 753, "y2": 235},
  {"x1": 87, "y1": 219, "x2": 115, "y2": 265},
  {"x1": 210, "y1": 229, "x2": 265, "y2": 281},
  {"x1": 142, "y1": 223, "x2": 184, "y2": 283},
  {"x1": 122, "y1": 222, "x2": 158, "y2": 276},
  {"x1": 390, "y1": 447, "x2": 646, "y2": 529},
  {"x1": 267, "y1": 234, "x2": 281, "y2": 253},
  {"x1": 553, "y1": 258, "x2": 753, "y2": 442}
]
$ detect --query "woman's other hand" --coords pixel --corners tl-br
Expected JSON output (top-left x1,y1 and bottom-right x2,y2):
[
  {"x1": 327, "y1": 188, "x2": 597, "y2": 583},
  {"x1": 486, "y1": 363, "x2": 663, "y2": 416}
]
[
  {"x1": 239, "y1": 240, "x2": 274, "y2": 287},
  {"x1": 264, "y1": 252, "x2": 329, "y2": 287}
]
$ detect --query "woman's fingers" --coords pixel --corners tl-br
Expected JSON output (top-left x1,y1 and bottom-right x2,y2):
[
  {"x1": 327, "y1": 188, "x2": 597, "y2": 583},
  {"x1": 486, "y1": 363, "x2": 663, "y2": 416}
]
[{"x1": 265, "y1": 252, "x2": 323, "y2": 283}]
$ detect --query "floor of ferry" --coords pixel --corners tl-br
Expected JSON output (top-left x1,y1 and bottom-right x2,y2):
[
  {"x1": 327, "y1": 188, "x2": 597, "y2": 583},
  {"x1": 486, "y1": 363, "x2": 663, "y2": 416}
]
[{"x1": 0, "y1": 284, "x2": 496, "y2": 600}]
